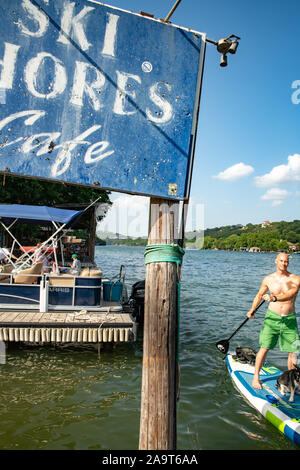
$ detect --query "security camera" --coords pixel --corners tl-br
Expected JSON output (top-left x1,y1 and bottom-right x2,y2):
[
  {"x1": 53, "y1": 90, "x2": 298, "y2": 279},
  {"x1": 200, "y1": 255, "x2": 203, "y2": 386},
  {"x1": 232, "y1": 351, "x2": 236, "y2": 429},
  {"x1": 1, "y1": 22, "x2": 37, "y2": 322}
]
[
  {"x1": 217, "y1": 38, "x2": 231, "y2": 54},
  {"x1": 220, "y1": 54, "x2": 228, "y2": 67},
  {"x1": 206, "y1": 33, "x2": 240, "y2": 68},
  {"x1": 228, "y1": 40, "x2": 239, "y2": 54}
]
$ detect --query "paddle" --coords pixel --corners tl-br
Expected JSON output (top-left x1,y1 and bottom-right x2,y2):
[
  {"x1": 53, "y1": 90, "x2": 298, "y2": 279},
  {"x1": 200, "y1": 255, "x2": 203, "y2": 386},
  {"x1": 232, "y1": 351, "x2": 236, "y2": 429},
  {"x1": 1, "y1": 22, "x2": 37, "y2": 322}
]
[{"x1": 216, "y1": 299, "x2": 265, "y2": 354}]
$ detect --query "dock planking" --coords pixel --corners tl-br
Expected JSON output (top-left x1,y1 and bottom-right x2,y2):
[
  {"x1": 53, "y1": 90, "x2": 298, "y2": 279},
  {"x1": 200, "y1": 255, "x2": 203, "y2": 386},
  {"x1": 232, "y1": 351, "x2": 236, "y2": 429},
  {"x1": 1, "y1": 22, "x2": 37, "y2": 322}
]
[{"x1": 0, "y1": 310, "x2": 137, "y2": 344}]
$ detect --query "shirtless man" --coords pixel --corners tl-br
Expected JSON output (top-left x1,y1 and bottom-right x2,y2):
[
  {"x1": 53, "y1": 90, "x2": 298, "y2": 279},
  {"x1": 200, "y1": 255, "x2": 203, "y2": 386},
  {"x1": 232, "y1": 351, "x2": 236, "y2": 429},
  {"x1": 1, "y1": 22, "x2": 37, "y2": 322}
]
[{"x1": 247, "y1": 252, "x2": 300, "y2": 389}]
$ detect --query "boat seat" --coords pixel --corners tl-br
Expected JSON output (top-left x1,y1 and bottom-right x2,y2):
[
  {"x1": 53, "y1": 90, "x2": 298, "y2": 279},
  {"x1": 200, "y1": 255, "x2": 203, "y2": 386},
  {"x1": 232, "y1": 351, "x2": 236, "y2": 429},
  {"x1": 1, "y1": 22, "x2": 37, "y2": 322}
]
[
  {"x1": 0, "y1": 263, "x2": 13, "y2": 281},
  {"x1": 0, "y1": 277, "x2": 12, "y2": 284},
  {"x1": 80, "y1": 268, "x2": 102, "y2": 277},
  {"x1": 48, "y1": 268, "x2": 102, "y2": 287},
  {"x1": 48, "y1": 274, "x2": 74, "y2": 287},
  {"x1": 13, "y1": 262, "x2": 43, "y2": 284}
]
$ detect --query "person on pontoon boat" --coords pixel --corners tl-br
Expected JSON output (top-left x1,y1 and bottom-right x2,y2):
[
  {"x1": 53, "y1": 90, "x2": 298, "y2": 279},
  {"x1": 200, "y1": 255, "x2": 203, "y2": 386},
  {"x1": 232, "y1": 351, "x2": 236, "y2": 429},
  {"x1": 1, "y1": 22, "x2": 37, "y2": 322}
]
[
  {"x1": 49, "y1": 257, "x2": 60, "y2": 275},
  {"x1": 69, "y1": 253, "x2": 81, "y2": 276},
  {"x1": 33, "y1": 242, "x2": 50, "y2": 273},
  {"x1": 0, "y1": 247, "x2": 17, "y2": 264}
]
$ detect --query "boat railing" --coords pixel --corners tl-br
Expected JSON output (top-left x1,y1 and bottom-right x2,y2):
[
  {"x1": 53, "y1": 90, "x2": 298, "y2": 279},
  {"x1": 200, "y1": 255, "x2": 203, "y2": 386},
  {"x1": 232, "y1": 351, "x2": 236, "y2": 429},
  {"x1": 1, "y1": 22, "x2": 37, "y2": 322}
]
[
  {"x1": 0, "y1": 267, "x2": 104, "y2": 312},
  {"x1": 0, "y1": 264, "x2": 128, "y2": 314},
  {"x1": 0, "y1": 270, "x2": 42, "y2": 285}
]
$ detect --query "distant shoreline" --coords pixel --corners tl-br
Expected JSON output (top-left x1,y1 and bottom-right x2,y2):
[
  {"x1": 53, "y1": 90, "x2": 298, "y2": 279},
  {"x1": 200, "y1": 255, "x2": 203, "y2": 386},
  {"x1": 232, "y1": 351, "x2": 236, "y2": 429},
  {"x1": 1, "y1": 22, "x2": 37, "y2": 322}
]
[
  {"x1": 96, "y1": 219, "x2": 300, "y2": 252},
  {"x1": 96, "y1": 244, "x2": 299, "y2": 255}
]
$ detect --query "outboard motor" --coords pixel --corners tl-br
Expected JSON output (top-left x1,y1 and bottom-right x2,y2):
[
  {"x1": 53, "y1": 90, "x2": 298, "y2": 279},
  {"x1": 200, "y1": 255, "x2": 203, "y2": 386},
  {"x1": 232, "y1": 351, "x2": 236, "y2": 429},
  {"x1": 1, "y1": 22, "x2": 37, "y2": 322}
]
[{"x1": 126, "y1": 280, "x2": 145, "y2": 323}]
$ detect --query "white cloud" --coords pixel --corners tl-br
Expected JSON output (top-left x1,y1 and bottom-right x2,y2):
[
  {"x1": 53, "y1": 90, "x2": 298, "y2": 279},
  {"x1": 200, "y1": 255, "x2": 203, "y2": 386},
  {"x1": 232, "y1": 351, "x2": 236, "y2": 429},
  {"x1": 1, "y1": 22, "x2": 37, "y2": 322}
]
[
  {"x1": 96, "y1": 194, "x2": 205, "y2": 238},
  {"x1": 255, "y1": 154, "x2": 300, "y2": 187},
  {"x1": 97, "y1": 194, "x2": 149, "y2": 237},
  {"x1": 213, "y1": 162, "x2": 254, "y2": 181},
  {"x1": 261, "y1": 187, "x2": 290, "y2": 206}
]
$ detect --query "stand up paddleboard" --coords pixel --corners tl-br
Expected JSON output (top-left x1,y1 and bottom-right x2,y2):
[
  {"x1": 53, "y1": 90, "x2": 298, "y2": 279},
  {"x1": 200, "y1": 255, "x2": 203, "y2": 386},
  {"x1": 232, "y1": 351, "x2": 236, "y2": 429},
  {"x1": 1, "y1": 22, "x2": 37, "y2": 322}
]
[{"x1": 226, "y1": 353, "x2": 300, "y2": 446}]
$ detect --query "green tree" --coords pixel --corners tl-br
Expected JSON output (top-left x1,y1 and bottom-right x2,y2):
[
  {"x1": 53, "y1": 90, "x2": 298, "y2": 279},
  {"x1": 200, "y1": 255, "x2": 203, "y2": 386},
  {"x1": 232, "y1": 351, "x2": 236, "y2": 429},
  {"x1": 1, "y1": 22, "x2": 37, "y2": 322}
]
[
  {"x1": 268, "y1": 238, "x2": 280, "y2": 252},
  {"x1": 278, "y1": 240, "x2": 289, "y2": 251},
  {"x1": 215, "y1": 238, "x2": 227, "y2": 250},
  {"x1": 0, "y1": 175, "x2": 111, "y2": 242},
  {"x1": 224, "y1": 234, "x2": 240, "y2": 250},
  {"x1": 286, "y1": 231, "x2": 300, "y2": 243},
  {"x1": 0, "y1": 175, "x2": 111, "y2": 206},
  {"x1": 203, "y1": 236, "x2": 216, "y2": 250}
]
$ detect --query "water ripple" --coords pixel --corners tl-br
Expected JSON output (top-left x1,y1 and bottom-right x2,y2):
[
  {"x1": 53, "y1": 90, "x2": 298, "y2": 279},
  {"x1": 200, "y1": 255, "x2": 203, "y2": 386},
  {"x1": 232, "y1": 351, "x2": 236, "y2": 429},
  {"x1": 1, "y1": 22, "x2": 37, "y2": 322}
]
[{"x1": 1, "y1": 248, "x2": 300, "y2": 449}]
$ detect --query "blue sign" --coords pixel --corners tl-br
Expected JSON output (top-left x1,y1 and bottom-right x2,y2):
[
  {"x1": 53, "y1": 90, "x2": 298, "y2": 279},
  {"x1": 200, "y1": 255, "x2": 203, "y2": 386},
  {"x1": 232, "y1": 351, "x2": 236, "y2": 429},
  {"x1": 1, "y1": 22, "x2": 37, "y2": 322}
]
[{"x1": 0, "y1": 0, "x2": 206, "y2": 200}]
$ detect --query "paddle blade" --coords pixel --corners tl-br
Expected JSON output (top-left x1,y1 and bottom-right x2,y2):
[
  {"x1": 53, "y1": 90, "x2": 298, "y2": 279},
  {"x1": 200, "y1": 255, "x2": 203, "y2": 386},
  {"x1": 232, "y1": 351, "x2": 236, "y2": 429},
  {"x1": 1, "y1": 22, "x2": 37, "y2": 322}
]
[{"x1": 216, "y1": 340, "x2": 229, "y2": 354}]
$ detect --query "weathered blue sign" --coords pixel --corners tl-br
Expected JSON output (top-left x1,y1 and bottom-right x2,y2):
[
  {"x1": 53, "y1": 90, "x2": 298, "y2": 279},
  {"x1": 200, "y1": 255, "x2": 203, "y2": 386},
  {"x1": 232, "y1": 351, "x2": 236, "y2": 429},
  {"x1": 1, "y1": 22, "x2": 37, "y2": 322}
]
[{"x1": 0, "y1": 0, "x2": 206, "y2": 200}]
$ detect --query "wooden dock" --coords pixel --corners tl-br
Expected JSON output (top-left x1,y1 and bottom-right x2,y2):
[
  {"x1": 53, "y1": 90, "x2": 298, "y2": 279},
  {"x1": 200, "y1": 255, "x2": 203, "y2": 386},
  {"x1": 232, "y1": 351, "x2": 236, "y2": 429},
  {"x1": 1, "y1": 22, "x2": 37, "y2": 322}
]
[{"x1": 0, "y1": 308, "x2": 137, "y2": 344}]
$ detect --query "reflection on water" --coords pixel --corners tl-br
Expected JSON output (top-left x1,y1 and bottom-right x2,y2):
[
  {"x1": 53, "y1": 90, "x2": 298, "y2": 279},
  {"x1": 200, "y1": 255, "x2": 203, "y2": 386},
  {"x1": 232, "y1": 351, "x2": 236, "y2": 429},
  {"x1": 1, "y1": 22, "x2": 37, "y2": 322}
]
[
  {"x1": 0, "y1": 341, "x2": 143, "y2": 450},
  {"x1": 0, "y1": 248, "x2": 300, "y2": 449}
]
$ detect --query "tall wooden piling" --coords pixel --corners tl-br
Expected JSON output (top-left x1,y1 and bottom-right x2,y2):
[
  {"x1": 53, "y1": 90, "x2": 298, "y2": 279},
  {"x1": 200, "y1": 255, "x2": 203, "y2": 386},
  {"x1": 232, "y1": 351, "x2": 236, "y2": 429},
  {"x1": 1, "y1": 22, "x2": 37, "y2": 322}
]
[{"x1": 139, "y1": 197, "x2": 181, "y2": 450}]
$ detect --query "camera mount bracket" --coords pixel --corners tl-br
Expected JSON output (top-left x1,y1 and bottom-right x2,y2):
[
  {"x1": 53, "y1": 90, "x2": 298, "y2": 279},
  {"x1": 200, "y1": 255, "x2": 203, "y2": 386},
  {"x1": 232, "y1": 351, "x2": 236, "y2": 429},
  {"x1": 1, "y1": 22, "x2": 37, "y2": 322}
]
[{"x1": 206, "y1": 34, "x2": 241, "y2": 67}]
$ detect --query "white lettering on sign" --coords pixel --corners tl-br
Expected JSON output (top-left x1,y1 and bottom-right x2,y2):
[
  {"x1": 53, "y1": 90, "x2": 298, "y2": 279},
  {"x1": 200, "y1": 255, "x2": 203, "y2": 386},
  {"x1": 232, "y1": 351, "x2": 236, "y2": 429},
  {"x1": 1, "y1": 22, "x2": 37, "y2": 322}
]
[
  {"x1": 114, "y1": 71, "x2": 141, "y2": 116},
  {"x1": 0, "y1": 110, "x2": 46, "y2": 147},
  {"x1": 24, "y1": 52, "x2": 67, "y2": 99},
  {"x1": 0, "y1": 1, "x2": 180, "y2": 183},
  {"x1": 18, "y1": 0, "x2": 119, "y2": 58},
  {"x1": 57, "y1": 2, "x2": 94, "y2": 51},
  {"x1": 146, "y1": 82, "x2": 173, "y2": 124},
  {"x1": 70, "y1": 61, "x2": 106, "y2": 110},
  {"x1": 102, "y1": 13, "x2": 119, "y2": 57},
  {"x1": 0, "y1": 43, "x2": 20, "y2": 89},
  {"x1": 0, "y1": 110, "x2": 115, "y2": 177},
  {"x1": 22, "y1": 132, "x2": 61, "y2": 156},
  {"x1": 0, "y1": 40, "x2": 174, "y2": 122},
  {"x1": 51, "y1": 124, "x2": 103, "y2": 177},
  {"x1": 0, "y1": 0, "x2": 175, "y2": 123},
  {"x1": 19, "y1": 0, "x2": 49, "y2": 38},
  {"x1": 84, "y1": 141, "x2": 114, "y2": 164}
]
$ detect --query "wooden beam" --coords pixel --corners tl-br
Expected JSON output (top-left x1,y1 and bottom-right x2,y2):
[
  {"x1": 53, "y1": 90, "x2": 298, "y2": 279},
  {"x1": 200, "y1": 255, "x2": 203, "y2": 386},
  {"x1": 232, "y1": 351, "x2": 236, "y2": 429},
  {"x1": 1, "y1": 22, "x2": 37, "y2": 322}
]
[
  {"x1": 139, "y1": 197, "x2": 180, "y2": 450},
  {"x1": 89, "y1": 206, "x2": 97, "y2": 263}
]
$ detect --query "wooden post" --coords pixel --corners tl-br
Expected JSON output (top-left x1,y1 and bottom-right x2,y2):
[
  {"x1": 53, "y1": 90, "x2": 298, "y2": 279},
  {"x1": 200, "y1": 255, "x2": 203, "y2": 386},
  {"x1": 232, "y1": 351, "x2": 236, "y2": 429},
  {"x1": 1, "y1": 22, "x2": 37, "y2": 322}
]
[
  {"x1": 89, "y1": 206, "x2": 97, "y2": 263},
  {"x1": 139, "y1": 197, "x2": 180, "y2": 450}
]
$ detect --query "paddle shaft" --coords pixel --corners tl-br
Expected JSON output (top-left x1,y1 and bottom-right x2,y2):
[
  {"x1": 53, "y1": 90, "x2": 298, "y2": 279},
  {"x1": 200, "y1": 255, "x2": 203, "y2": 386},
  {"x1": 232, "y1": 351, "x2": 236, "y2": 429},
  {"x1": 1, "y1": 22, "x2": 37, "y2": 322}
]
[{"x1": 227, "y1": 299, "x2": 265, "y2": 342}]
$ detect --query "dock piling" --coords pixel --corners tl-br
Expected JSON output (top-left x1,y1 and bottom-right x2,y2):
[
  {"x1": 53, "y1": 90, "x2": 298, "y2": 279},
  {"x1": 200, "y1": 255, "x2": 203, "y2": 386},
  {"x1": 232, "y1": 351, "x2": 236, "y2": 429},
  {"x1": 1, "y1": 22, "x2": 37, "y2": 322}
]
[{"x1": 139, "y1": 197, "x2": 180, "y2": 450}]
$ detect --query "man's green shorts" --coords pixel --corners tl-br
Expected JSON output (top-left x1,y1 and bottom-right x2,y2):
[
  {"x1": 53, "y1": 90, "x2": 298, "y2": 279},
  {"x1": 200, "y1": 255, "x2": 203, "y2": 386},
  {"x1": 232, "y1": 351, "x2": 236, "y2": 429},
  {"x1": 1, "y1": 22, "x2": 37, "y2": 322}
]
[{"x1": 259, "y1": 309, "x2": 300, "y2": 352}]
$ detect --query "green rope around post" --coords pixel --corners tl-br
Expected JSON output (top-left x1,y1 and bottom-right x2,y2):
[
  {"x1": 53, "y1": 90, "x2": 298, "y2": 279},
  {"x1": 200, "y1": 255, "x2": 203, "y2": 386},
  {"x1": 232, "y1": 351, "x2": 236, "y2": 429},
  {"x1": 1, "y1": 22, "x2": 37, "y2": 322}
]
[
  {"x1": 144, "y1": 243, "x2": 184, "y2": 366},
  {"x1": 144, "y1": 243, "x2": 185, "y2": 266}
]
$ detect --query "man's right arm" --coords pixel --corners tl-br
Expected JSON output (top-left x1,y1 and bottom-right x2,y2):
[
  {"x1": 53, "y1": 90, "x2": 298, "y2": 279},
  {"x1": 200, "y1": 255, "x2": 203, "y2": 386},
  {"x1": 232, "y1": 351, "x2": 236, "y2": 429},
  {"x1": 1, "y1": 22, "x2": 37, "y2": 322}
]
[{"x1": 247, "y1": 278, "x2": 268, "y2": 318}]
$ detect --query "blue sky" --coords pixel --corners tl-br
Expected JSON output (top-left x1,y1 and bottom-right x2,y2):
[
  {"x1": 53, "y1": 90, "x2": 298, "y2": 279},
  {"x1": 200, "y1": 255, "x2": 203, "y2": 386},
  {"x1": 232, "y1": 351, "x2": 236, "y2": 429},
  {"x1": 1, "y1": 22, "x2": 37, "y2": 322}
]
[{"x1": 97, "y1": 0, "x2": 300, "y2": 235}]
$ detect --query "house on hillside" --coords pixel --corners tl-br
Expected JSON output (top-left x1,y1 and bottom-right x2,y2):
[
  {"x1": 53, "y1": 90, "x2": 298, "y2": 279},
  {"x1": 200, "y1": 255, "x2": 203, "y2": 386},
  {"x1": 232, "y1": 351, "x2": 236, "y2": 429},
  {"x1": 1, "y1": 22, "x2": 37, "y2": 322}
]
[
  {"x1": 249, "y1": 247, "x2": 260, "y2": 252},
  {"x1": 287, "y1": 242, "x2": 297, "y2": 251},
  {"x1": 261, "y1": 220, "x2": 271, "y2": 228}
]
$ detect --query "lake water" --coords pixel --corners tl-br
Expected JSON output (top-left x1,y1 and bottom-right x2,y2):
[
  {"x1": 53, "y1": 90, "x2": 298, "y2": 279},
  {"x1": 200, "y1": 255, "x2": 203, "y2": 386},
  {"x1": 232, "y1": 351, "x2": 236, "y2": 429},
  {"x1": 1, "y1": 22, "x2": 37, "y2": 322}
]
[{"x1": 1, "y1": 247, "x2": 300, "y2": 450}]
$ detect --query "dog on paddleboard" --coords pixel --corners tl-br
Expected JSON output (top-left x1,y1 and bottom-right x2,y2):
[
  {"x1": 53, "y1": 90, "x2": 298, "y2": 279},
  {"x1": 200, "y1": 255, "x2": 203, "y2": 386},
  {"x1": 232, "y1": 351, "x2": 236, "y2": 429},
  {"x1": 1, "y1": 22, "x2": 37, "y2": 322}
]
[{"x1": 276, "y1": 366, "x2": 300, "y2": 402}]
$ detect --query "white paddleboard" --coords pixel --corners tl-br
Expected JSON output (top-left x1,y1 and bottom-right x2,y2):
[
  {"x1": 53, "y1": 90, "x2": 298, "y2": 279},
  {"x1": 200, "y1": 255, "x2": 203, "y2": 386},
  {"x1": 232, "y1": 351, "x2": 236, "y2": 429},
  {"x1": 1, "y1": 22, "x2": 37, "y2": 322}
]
[{"x1": 226, "y1": 353, "x2": 300, "y2": 446}]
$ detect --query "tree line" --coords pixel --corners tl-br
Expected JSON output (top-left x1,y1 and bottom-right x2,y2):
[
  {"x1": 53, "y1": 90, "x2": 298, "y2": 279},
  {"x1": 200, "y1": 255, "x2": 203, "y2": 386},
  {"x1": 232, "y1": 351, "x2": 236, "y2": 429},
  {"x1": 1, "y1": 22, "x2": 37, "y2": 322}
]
[
  {"x1": 96, "y1": 220, "x2": 300, "y2": 251},
  {"x1": 0, "y1": 175, "x2": 111, "y2": 243},
  {"x1": 201, "y1": 221, "x2": 300, "y2": 252}
]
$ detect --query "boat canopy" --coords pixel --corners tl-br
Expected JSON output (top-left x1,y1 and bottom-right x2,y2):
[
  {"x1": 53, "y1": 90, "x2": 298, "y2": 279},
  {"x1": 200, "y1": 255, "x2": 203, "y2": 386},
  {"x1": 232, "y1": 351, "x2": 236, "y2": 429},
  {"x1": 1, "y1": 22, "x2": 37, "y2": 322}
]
[
  {"x1": 0, "y1": 200, "x2": 101, "y2": 272},
  {"x1": 0, "y1": 204, "x2": 83, "y2": 226}
]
